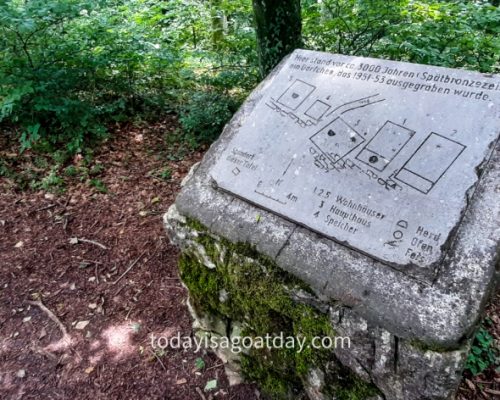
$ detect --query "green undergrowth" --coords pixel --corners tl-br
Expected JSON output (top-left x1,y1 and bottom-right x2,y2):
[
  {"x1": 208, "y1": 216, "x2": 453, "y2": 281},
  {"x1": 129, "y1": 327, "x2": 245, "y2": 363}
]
[
  {"x1": 0, "y1": 148, "x2": 107, "y2": 193},
  {"x1": 178, "y1": 217, "x2": 380, "y2": 400},
  {"x1": 465, "y1": 319, "x2": 499, "y2": 376}
]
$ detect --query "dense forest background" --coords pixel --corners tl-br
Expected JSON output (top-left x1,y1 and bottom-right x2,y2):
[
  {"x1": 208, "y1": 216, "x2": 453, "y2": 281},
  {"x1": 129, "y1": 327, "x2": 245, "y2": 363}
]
[{"x1": 0, "y1": 0, "x2": 499, "y2": 159}]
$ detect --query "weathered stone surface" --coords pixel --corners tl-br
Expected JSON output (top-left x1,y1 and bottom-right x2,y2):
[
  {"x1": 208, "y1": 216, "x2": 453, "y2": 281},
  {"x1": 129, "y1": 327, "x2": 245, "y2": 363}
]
[
  {"x1": 169, "y1": 50, "x2": 499, "y2": 347},
  {"x1": 165, "y1": 50, "x2": 499, "y2": 400},
  {"x1": 209, "y1": 50, "x2": 499, "y2": 280},
  {"x1": 165, "y1": 214, "x2": 469, "y2": 399},
  {"x1": 330, "y1": 307, "x2": 467, "y2": 400}
]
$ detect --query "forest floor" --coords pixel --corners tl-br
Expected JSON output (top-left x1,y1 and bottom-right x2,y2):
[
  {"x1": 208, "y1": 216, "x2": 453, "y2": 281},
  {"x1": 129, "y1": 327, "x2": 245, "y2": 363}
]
[{"x1": 0, "y1": 120, "x2": 498, "y2": 400}]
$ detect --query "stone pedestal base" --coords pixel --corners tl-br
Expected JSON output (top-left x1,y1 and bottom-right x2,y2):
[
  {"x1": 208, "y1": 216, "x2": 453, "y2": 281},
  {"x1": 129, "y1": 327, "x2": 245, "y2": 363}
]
[{"x1": 165, "y1": 205, "x2": 468, "y2": 400}]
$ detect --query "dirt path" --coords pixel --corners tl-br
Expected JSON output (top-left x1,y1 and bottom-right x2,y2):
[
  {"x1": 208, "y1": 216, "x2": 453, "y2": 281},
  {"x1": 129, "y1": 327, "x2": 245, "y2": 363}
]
[
  {"x1": 0, "y1": 120, "x2": 497, "y2": 400},
  {"x1": 0, "y1": 120, "x2": 258, "y2": 399}
]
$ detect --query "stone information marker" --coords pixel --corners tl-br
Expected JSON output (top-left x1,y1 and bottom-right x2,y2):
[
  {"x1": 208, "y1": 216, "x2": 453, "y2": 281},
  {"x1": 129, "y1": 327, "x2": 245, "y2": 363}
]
[
  {"x1": 210, "y1": 51, "x2": 499, "y2": 278},
  {"x1": 166, "y1": 50, "x2": 500, "y2": 400}
]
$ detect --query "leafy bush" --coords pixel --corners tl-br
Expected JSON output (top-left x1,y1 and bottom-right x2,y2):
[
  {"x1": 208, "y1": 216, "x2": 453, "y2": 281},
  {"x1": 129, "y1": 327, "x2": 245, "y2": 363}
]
[
  {"x1": 0, "y1": 0, "x2": 185, "y2": 154},
  {"x1": 465, "y1": 323, "x2": 499, "y2": 376},
  {"x1": 179, "y1": 90, "x2": 241, "y2": 147},
  {"x1": 376, "y1": 1, "x2": 500, "y2": 72},
  {"x1": 302, "y1": 0, "x2": 500, "y2": 72},
  {"x1": 1, "y1": 0, "x2": 498, "y2": 159}
]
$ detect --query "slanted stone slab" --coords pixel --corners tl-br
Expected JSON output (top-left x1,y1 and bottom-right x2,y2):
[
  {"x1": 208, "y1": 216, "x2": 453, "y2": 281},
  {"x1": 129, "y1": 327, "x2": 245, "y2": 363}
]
[
  {"x1": 165, "y1": 50, "x2": 500, "y2": 400},
  {"x1": 210, "y1": 51, "x2": 499, "y2": 281}
]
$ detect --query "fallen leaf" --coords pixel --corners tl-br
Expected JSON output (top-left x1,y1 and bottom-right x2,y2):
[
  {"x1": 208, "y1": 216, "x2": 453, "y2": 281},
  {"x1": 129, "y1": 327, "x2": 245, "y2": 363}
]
[
  {"x1": 39, "y1": 327, "x2": 47, "y2": 339},
  {"x1": 465, "y1": 379, "x2": 476, "y2": 391},
  {"x1": 176, "y1": 378, "x2": 187, "y2": 385},
  {"x1": 204, "y1": 379, "x2": 217, "y2": 392},
  {"x1": 195, "y1": 357, "x2": 205, "y2": 370},
  {"x1": 75, "y1": 320, "x2": 90, "y2": 330}
]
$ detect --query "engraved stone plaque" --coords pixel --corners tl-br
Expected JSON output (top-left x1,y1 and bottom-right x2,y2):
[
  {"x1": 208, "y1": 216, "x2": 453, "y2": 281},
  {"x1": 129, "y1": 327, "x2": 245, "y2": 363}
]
[{"x1": 210, "y1": 50, "x2": 499, "y2": 275}]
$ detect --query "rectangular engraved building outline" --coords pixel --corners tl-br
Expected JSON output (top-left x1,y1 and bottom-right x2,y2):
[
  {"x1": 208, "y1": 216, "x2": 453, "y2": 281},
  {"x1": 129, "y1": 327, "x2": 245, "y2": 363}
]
[
  {"x1": 277, "y1": 79, "x2": 316, "y2": 110},
  {"x1": 310, "y1": 117, "x2": 366, "y2": 165},
  {"x1": 395, "y1": 132, "x2": 466, "y2": 194},
  {"x1": 356, "y1": 121, "x2": 415, "y2": 172}
]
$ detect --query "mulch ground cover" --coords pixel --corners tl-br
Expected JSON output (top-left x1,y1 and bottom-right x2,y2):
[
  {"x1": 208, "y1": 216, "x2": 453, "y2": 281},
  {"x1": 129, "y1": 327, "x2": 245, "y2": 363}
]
[{"x1": 0, "y1": 119, "x2": 498, "y2": 399}]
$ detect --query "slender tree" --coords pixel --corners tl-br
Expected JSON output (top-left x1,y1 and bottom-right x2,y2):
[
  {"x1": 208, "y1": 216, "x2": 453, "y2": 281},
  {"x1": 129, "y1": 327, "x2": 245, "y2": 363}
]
[
  {"x1": 252, "y1": 0, "x2": 302, "y2": 77},
  {"x1": 210, "y1": 0, "x2": 224, "y2": 50}
]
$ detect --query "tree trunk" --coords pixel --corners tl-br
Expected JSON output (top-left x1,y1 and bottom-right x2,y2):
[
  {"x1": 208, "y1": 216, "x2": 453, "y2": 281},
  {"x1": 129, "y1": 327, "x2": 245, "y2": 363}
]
[
  {"x1": 252, "y1": 0, "x2": 302, "y2": 77},
  {"x1": 211, "y1": 0, "x2": 224, "y2": 50}
]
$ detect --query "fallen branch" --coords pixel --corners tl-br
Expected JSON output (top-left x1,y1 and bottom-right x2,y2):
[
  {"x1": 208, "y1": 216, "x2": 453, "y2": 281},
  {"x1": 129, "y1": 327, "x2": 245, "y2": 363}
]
[
  {"x1": 206, "y1": 362, "x2": 224, "y2": 371},
  {"x1": 31, "y1": 345, "x2": 58, "y2": 362},
  {"x1": 30, "y1": 204, "x2": 56, "y2": 214},
  {"x1": 195, "y1": 387, "x2": 207, "y2": 400},
  {"x1": 113, "y1": 248, "x2": 148, "y2": 285},
  {"x1": 70, "y1": 237, "x2": 108, "y2": 250},
  {"x1": 28, "y1": 300, "x2": 70, "y2": 341},
  {"x1": 149, "y1": 349, "x2": 167, "y2": 371}
]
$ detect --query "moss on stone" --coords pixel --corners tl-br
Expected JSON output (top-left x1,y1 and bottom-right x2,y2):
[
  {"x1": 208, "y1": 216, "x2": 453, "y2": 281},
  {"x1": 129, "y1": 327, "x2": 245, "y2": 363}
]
[
  {"x1": 408, "y1": 338, "x2": 457, "y2": 354},
  {"x1": 179, "y1": 217, "x2": 380, "y2": 399},
  {"x1": 323, "y1": 364, "x2": 381, "y2": 400}
]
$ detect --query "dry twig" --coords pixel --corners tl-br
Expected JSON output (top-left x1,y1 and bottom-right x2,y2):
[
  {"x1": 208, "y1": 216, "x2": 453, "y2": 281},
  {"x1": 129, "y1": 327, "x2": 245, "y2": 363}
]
[
  {"x1": 113, "y1": 248, "x2": 148, "y2": 285},
  {"x1": 76, "y1": 238, "x2": 108, "y2": 249},
  {"x1": 195, "y1": 387, "x2": 207, "y2": 400},
  {"x1": 28, "y1": 300, "x2": 70, "y2": 342},
  {"x1": 30, "y1": 204, "x2": 56, "y2": 214},
  {"x1": 149, "y1": 349, "x2": 166, "y2": 371}
]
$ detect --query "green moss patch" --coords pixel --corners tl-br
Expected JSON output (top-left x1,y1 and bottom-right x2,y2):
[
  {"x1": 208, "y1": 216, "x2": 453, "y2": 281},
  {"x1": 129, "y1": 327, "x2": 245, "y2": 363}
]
[{"x1": 179, "y1": 217, "x2": 380, "y2": 399}]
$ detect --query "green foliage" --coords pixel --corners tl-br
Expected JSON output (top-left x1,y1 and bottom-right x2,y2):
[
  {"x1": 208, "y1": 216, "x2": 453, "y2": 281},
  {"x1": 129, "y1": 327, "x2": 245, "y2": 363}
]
[
  {"x1": 179, "y1": 217, "x2": 381, "y2": 400},
  {"x1": 376, "y1": 1, "x2": 500, "y2": 72},
  {"x1": 89, "y1": 178, "x2": 108, "y2": 193},
  {"x1": 30, "y1": 167, "x2": 65, "y2": 192},
  {"x1": 1, "y1": 0, "x2": 498, "y2": 162},
  {"x1": 0, "y1": 0, "x2": 185, "y2": 153},
  {"x1": 178, "y1": 91, "x2": 239, "y2": 147},
  {"x1": 465, "y1": 322, "x2": 499, "y2": 376},
  {"x1": 0, "y1": 0, "x2": 257, "y2": 155},
  {"x1": 64, "y1": 165, "x2": 78, "y2": 177},
  {"x1": 179, "y1": 89, "x2": 241, "y2": 147},
  {"x1": 159, "y1": 167, "x2": 172, "y2": 181},
  {"x1": 194, "y1": 357, "x2": 205, "y2": 370},
  {"x1": 302, "y1": 0, "x2": 500, "y2": 72},
  {"x1": 0, "y1": 158, "x2": 14, "y2": 178}
]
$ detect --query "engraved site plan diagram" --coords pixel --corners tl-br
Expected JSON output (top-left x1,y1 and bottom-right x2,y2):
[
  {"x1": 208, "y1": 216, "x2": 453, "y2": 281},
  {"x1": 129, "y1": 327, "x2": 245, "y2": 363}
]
[{"x1": 210, "y1": 50, "x2": 500, "y2": 273}]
